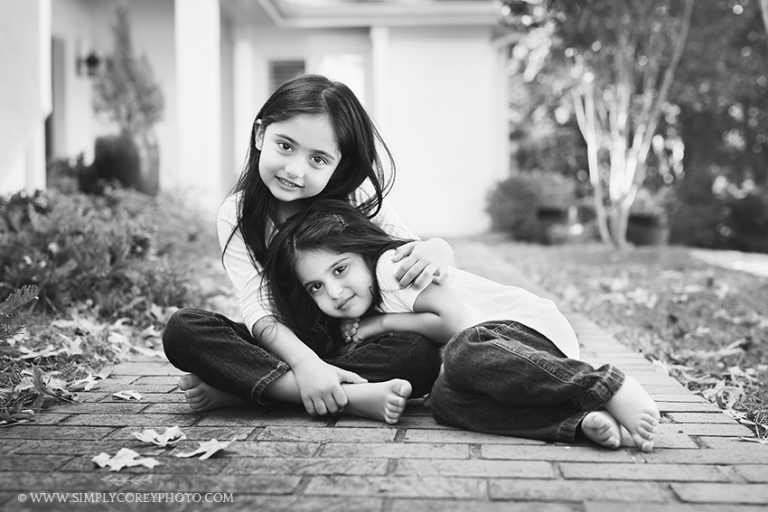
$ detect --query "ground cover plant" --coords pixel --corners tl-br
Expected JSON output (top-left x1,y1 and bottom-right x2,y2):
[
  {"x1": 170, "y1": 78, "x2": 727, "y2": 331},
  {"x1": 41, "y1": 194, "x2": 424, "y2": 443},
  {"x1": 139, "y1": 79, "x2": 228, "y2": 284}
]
[
  {"x1": 480, "y1": 235, "x2": 768, "y2": 441},
  {"x1": 0, "y1": 185, "x2": 222, "y2": 426}
]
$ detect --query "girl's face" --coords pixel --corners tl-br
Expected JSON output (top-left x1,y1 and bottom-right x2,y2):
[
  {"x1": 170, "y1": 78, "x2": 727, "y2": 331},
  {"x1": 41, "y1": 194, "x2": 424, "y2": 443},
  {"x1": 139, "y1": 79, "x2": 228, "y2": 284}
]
[
  {"x1": 294, "y1": 249, "x2": 374, "y2": 319},
  {"x1": 256, "y1": 114, "x2": 341, "y2": 205}
]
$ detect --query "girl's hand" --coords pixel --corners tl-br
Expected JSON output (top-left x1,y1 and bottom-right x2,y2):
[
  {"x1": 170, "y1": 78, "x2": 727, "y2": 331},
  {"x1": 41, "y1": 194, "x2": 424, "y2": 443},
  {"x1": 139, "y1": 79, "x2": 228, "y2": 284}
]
[
  {"x1": 340, "y1": 318, "x2": 360, "y2": 343},
  {"x1": 291, "y1": 358, "x2": 367, "y2": 416},
  {"x1": 392, "y1": 238, "x2": 454, "y2": 290},
  {"x1": 341, "y1": 316, "x2": 390, "y2": 344}
]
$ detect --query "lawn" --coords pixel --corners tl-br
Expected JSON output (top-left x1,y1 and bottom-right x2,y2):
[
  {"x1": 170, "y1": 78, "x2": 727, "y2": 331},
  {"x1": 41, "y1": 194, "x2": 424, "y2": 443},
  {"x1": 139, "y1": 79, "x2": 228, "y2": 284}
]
[{"x1": 458, "y1": 233, "x2": 768, "y2": 440}]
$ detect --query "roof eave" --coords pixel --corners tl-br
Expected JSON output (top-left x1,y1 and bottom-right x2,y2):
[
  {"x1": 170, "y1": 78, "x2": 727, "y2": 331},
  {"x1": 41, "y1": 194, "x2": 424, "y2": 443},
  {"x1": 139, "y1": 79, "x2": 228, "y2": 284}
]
[{"x1": 256, "y1": 0, "x2": 500, "y2": 28}]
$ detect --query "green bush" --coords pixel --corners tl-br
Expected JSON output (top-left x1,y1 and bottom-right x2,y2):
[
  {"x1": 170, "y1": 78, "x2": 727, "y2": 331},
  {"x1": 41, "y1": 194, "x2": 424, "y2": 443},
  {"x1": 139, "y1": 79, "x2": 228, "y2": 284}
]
[
  {"x1": 0, "y1": 187, "x2": 213, "y2": 320},
  {"x1": 486, "y1": 171, "x2": 577, "y2": 242},
  {"x1": 723, "y1": 190, "x2": 768, "y2": 254}
]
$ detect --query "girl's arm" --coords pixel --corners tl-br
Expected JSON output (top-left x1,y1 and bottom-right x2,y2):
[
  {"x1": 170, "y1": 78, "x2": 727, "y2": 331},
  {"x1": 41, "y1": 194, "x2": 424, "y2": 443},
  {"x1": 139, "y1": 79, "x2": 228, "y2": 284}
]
[
  {"x1": 391, "y1": 238, "x2": 454, "y2": 290},
  {"x1": 253, "y1": 316, "x2": 367, "y2": 415},
  {"x1": 364, "y1": 192, "x2": 454, "y2": 290},
  {"x1": 349, "y1": 283, "x2": 473, "y2": 345}
]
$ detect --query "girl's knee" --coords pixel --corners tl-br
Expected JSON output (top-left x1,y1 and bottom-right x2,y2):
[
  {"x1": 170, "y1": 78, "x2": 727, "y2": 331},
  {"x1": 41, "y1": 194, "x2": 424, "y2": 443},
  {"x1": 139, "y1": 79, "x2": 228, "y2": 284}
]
[{"x1": 162, "y1": 308, "x2": 205, "y2": 356}]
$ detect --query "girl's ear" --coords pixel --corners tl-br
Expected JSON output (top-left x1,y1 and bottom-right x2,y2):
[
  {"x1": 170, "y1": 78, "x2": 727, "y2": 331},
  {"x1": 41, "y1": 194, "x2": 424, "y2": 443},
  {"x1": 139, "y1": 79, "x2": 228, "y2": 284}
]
[{"x1": 254, "y1": 120, "x2": 265, "y2": 151}]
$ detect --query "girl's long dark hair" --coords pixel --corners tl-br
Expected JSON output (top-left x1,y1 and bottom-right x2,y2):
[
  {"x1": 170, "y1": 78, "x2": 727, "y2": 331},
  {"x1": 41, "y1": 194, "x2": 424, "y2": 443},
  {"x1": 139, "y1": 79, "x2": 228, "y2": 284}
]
[
  {"x1": 263, "y1": 199, "x2": 412, "y2": 356},
  {"x1": 224, "y1": 74, "x2": 395, "y2": 267}
]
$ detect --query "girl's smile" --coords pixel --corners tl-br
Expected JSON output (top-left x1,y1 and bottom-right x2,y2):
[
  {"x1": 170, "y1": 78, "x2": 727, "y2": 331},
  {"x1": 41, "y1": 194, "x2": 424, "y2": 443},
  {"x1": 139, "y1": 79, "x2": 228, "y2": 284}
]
[
  {"x1": 294, "y1": 249, "x2": 374, "y2": 319},
  {"x1": 256, "y1": 114, "x2": 341, "y2": 204}
]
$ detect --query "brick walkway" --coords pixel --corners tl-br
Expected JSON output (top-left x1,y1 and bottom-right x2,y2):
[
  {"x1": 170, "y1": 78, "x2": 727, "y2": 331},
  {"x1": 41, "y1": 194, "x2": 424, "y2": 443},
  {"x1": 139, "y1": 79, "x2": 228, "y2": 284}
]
[{"x1": 1, "y1": 239, "x2": 767, "y2": 511}]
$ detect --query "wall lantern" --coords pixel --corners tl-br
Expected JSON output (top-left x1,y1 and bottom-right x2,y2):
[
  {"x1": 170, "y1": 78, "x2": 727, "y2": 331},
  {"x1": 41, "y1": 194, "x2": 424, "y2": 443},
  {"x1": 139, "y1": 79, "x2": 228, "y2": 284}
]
[{"x1": 77, "y1": 50, "x2": 102, "y2": 77}]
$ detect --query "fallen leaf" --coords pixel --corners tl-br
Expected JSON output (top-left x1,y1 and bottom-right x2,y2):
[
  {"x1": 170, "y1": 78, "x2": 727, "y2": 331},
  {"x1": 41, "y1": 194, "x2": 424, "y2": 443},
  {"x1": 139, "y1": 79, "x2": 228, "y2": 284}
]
[
  {"x1": 113, "y1": 390, "x2": 143, "y2": 401},
  {"x1": 0, "y1": 409, "x2": 35, "y2": 427},
  {"x1": 31, "y1": 367, "x2": 77, "y2": 408},
  {"x1": 16, "y1": 344, "x2": 67, "y2": 360},
  {"x1": 69, "y1": 372, "x2": 106, "y2": 392},
  {"x1": 92, "y1": 448, "x2": 161, "y2": 471},
  {"x1": 174, "y1": 437, "x2": 236, "y2": 460},
  {"x1": 132, "y1": 426, "x2": 186, "y2": 447},
  {"x1": 130, "y1": 345, "x2": 165, "y2": 358},
  {"x1": 739, "y1": 436, "x2": 768, "y2": 445},
  {"x1": 57, "y1": 333, "x2": 84, "y2": 356}
]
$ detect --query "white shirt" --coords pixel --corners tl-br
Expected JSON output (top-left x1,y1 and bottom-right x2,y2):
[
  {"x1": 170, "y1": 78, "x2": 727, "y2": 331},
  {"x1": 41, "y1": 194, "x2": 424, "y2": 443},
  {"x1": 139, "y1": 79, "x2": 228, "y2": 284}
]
[
  {"x1": 376, "y1": 249, "x2": 580, "y2": 359},
  {"x1": 217, "y1": 185, "x2": 415, "y2": 337}
]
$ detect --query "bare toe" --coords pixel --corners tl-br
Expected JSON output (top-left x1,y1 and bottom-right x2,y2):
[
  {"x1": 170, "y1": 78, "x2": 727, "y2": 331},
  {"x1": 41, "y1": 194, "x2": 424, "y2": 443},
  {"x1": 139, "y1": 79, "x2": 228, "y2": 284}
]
[
  {"x1": 581, "y1": 411, "x2": 621, "y2": 449},
  {"x1": 178, "y1": 373, "x2": 202, "y2": 391},
  {"x1": 604, "y1": 376, "x2": 660, "y2": 452}
]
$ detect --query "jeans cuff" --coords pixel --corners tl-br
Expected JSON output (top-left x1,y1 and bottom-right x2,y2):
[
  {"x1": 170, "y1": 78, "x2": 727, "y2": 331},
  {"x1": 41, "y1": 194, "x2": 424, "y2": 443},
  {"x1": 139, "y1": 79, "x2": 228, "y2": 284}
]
[
  {"x1": 573, "y1": 364, "x2": 625, "y2": 411},
  {"x1": 555, "y1": 411, "x2": 589, "y2": 442},
  {"x1": 250, "y1": 361, "x2": 291, "y2": 405}
]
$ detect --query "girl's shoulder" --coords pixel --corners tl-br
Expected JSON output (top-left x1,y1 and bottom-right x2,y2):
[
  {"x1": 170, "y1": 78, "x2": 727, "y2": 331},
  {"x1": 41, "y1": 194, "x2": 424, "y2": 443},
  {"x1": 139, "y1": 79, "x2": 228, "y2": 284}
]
[
  {"x1": 375, "y1": 249, "x2": 420, "y2": 314},
  {"x1": 217, "y1": 192, "x2": 242, "y2": 225},
  {"x1": 375, "y1": 249, "x2": 399, "y2": 288}
]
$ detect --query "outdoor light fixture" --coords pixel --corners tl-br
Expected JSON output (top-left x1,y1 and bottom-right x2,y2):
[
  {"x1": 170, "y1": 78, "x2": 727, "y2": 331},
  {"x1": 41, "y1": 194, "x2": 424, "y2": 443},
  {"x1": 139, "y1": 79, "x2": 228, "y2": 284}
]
[
  {"x1": 76, "y1": 39, "x2": 101, "y2": 77},
  {"x1": 77, "y1": 50, "x2": 101, "y2": 77}
]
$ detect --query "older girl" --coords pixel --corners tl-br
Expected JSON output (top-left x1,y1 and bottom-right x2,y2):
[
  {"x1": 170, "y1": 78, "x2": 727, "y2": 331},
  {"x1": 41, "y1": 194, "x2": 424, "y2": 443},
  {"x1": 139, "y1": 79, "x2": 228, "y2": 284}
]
[{"x1": 163, "y1": 75, "x2": 448, "y2": 419}]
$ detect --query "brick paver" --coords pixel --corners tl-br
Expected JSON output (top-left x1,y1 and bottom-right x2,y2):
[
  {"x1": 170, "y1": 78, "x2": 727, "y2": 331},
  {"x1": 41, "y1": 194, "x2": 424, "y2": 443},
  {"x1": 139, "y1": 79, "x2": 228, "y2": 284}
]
[{"x1": 1, "y1": 238, "x2": 767, "y2": 511}]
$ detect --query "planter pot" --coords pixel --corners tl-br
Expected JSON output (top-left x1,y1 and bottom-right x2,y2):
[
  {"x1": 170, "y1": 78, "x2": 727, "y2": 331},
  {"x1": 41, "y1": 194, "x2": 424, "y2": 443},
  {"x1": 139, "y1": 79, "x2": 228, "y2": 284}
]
[
  {"x1": 626, "y1": 213, "x2": 670, "y2": 246},
  {"x1": 536, "y1": 206, "x2": 577, "y2": 244},
  {"x1": 91, "y1": 131, "x2": 159, "y2": 195}
]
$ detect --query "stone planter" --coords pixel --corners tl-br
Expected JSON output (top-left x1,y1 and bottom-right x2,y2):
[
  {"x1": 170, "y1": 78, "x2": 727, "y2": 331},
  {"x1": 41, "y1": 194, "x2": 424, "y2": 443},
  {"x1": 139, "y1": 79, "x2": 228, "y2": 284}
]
[
  {"x1": 626, "y1": 213, "x2": 670, "y2": 246},
  {"x1": 536, "y1": 206, "x2": 577, "y2": 244},
  {"x1": 92, "y1": 130, "x2": 159, "y2": 195}
]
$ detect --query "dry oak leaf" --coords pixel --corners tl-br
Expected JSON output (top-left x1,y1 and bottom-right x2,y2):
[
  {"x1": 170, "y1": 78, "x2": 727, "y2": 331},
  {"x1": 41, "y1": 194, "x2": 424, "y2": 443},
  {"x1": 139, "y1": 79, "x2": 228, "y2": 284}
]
[
  {"x1": 92, "y1": 448, "x2": 161, "y2": 471},
  {"x1": 113, "y1": 390, "x2": 143, "y2": 401},
  {"x1": 132, "y1": 426, "x2": 186, "y2": 447},
  {"x1": 174, "y1": 437, "x2": 236, "y2": 460}
]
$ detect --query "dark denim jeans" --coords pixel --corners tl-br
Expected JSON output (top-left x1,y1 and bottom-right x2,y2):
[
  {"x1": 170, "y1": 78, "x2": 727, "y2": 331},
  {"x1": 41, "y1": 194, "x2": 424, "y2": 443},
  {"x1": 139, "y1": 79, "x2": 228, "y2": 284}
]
[
  {"x1": 162, "y1": 308, "x2": 442, "y2": 404},
  {"x1": 430, "y1": 320, "x2": 625, "y2": 443}
]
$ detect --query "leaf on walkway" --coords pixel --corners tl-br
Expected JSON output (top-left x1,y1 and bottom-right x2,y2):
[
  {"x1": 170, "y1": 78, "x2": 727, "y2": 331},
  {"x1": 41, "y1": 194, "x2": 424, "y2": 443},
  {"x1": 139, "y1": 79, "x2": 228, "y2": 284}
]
[
  {"x1": 16, "y1": 344, "x2": 67, "y2": 360},
  {"x1": 0, "y1": 409, "x2": 34, "y2": 427},
  {"x1": 174, "y1": 437, "x2": 236, "y2": 460},
  {"x1": 132, "y1": 425, "x2": 186, "y2": 447},
  {"x1": 31, "y1": 367, "x2": 77, "y2": 407},
  {"x1": 92, "y1": 448, "x2": 161, "y2": 472},
  {"x1": 113, "y1": 390, "x2": 143, "y2": 401},
  {"x1": 130, "y1": 345, "x2": 165, "y2": 358},
  {"x1": 139, "y1": 325, "x2": 162, "y2": 340},
  {"x1": 739, "y1": 436, "x2": 768, "y2": 445},
  {"x1": 57, "y1": 333, "x2": 84, "y2": 356}
]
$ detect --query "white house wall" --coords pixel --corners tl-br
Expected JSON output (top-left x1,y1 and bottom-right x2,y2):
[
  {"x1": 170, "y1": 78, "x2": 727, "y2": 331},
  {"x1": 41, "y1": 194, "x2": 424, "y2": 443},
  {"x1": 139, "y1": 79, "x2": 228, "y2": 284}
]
[
  {"x1": 50, "y1": 0, "x2": 96, "y2": 162},
  {"x1": 0, "y1": 0, "x2": 51, "y2": 195},
  {"x1": 175, "y1": 0, "x2": 223, "y2": 214},
  {"x1": 380, "y1": 25, "x2": 504, "y2": 236}
]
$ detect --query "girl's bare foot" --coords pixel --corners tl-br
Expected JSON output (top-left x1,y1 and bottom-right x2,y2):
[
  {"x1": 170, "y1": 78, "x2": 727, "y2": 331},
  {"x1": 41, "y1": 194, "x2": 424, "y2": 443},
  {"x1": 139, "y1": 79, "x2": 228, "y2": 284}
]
[
  {"x1": 603, "y1": 375, "x2": 660, "y2": 452},
  {"x1": 581, "y1": 411, "x2": 622, "y2": 449},
  {"x1": 343, "y1": 379, "x2": 412, "y2": 424},
  {"x1": 177, "y1": 374, "x2": 250, "y2": 412}
]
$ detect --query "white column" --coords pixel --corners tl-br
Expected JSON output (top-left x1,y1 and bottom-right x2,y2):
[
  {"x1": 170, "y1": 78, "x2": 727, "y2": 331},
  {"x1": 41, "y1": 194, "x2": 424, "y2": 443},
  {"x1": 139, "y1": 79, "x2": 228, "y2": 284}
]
[
  {"x1": 233, "y1": 29, "x2": 254, "y2": 178},
  {"x1": 0, "y1": 0, "x2": 50, "y2": 195},
  {"x1": 370, "y1": 26, "x2": 390, "y2": 133},
  {"x1": 175, "y1": 0, "x2": 221, "y2": 213},
  {"x1": 31, "y1": 0, "x2": 51, "y2": 192}
]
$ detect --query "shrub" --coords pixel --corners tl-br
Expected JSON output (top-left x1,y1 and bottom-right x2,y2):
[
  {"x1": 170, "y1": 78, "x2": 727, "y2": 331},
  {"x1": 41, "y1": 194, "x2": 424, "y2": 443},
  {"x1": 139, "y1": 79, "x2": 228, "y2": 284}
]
[
  {"x1": 0, "y1": 187, "x2": 213, "y2": 321},
  {"x1": 722, "y1": 190, "x2": 768, "y2": 254},
  {"x1": 486, "y1": 171, "x2": 577, "y2": 242}
]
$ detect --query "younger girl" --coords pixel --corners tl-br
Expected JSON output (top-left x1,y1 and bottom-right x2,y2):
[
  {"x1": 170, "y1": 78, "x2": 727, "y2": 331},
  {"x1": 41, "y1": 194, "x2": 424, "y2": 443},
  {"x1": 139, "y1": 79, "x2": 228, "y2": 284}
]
[
  {"x1": 264, "y1": 199, "x2": 661, "y2": 452},
  {"x1": 163, "y1": 75, "x2": 449, "y2": 419}
]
